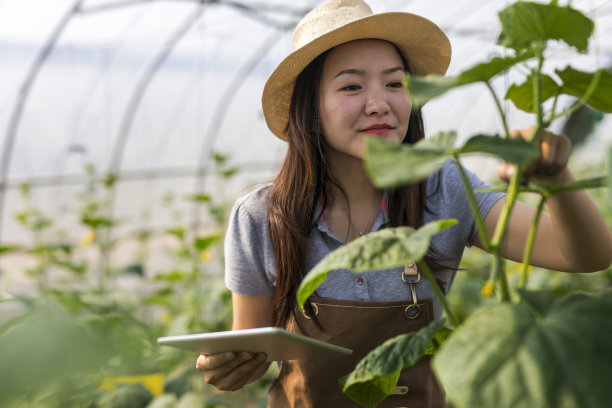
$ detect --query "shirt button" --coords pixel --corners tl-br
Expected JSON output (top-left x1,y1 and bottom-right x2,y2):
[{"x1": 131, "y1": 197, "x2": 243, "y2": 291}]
[{"x1": 357, "y1": 277, "x2": 364, "y2": 285}]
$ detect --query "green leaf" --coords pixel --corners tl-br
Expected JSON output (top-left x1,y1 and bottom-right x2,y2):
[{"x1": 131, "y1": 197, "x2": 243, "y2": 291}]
[
  {"x1": 222, "y1": 167, "x2": 240, "y2": 178},
  {"x1": 405, "y1": 75, "x2": 458, "y2": 107},
  {"x1": 557, "y1": 67, "x2": 612, "y2": 113},
  {"x1": 193, "y1": 233, "x2": 222, "y2": 251},
  {"x1": 154, "y1": 270, "x2": 189, "y2": 283},
  {"x1": 97, "y1": 384, "x2": 153, "y2": 408},
  {"x1": 212, "y1": 152, "x2": 229, "y2": 164},
  {"x1": 297, "y1": 219, "x2": 457, "y2": 308},
  {"x1": 424, "y1": 326, "x2": 453, "y2": 355},
  {"x1": 434, "y1": 290, "x2": 612, "y2": 408},
  {"x1": 81, "y1": 216, "x2": 114, "y2": 229},
  {"x1": 187, "y1": 193, "x2": 212, "y2": 203},
  {"x1": 120, "y1": 264, "x2": 144, "y2": 277},
  {"x1": 530, "y1": 176, "x2": 606, "y2": 196},
  {"x1": 505, "y1": 74, "x2": 560, "y2": 113},
  {"x1": 460, "y1": 135, "x2": 540, "y2": 165},
  {"x1": 498, "y1": 2, "x2": 594, "y2": 52},
  {"x1": 364, "y1": 132, "x2": 456, "y2": 188},
  {"x1": 103, "y1": 172, "x2": 119, "y2": 189},
  {"x1": 406, "y1": 53, "x2": 532, "y2": 107},
  {"x1": 0, "y1": 244, "x2": 20, "y2": 254},
  {"x1": 166, "y1": 227, "x2": 185, "y2": 240},
  {"x1": 340, "y1": 319, "x2": 446, "y2": 408},
  {"x1": 52, "y1": 259, "x2": 87, "y2": 275}
]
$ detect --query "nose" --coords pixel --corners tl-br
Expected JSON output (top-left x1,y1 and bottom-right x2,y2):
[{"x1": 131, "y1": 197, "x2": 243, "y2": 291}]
[{"x1": 364, "y1": 87, "x2": 390, "y2": 116}]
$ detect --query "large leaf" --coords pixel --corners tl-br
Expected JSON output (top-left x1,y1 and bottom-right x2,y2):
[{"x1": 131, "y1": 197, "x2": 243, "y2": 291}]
[
  {"x1": 460, "y1": 134, "x2": 540, "y2": 165},
  {"x1": 433, "y1": 290, "x2": 612, "y2": 408},
  {"x1": 364, "y1": 132, "x2": 456, "y2": 188},
  {"x1": 406, "y1": 52, "x2": 533, "y2": 107},
  {"x1": 296, "y1": 220, "x2": 458, "y2": 307},
  {"x1": 498, "y1": 2, "x2": 594, "y2": 52},
  {"x1": 505, "y1": 74, "x2": 560, "y2": 113},
  {"x1": 340, "y1": 319, "x2": 446, "y2": 408},
  {"x1": 557, "y1": 67, "x2": 612, "y2": 113}
]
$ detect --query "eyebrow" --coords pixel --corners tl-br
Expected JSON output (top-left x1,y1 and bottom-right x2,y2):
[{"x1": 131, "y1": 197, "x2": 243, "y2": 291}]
[{"x1": 334, "y1": 65, "x2": 404, "y2": 79}]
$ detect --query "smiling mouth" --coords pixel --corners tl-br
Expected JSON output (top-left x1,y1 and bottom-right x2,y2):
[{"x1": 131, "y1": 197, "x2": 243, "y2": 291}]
[{"x1": 362, "y1": 124, "x2": 393, "y2": 134}]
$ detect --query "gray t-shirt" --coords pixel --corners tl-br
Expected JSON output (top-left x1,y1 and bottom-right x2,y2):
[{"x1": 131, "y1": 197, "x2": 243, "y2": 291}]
[{"x1": 224, "y1": 161, "x2": 504, "y2": 320}]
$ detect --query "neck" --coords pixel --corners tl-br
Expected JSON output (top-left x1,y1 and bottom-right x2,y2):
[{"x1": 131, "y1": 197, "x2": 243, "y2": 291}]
[
  {"x1": 324, "y1": 151, "x2": 382, "y2": 241},
  {"x1": 327, "y1": 151, "x2": 380, "y2": 204}
]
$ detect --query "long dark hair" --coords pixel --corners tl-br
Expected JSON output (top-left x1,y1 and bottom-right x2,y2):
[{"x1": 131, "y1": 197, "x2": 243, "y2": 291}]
[{"x1": 268, "y1": 45, "x2": 436, "y2": 328}]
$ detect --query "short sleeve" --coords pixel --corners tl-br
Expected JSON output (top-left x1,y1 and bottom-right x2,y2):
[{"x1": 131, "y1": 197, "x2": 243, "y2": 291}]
[
  {"x1": 446, "y1": 161, "x2": 504, "y2": 244},
  {"x1": 426, "y1": 161, "x2": 504, "y2": 252},
  {"x1": 224, "y1": 188, "x2": 276, "y2": 297}
]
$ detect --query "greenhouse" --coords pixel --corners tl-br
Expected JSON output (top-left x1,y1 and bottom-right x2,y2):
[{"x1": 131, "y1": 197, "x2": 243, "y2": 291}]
[{"x1": 1, "y1": 0, "x2": 612, "y2": 407}]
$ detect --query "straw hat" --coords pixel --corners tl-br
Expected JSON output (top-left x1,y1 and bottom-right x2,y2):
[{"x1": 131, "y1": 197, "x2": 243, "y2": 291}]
[{"x1": 262, "y1": 0, "x2": 452, "y2": 141}]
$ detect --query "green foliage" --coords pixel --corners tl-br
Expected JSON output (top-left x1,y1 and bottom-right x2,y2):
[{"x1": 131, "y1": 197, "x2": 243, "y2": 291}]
[
  {"x1": 406, "y1": 52, "x2": 533, "y2": 107},
  {"x1": 505, "y1": 74, "x2": 560, "y2": 112},
  {"x1": 309, "y1": 1, "x2": 612, "y2": 407},
  {"x1": 365, "y1": 132, "x2": 538, "y2": 189},
  {"x1": 497, "y1": 2, "x2": 593, "y2": 52},
  {"x1": 297, "y1": 220, "x2": 457, "y2": 307},
  {"x1": 364, "y1": 132, "x2": 455, "y2": 187},
  {"x1": 557, "y1": 67, "x2": 612, "y2": 113},
  {"x1": 97, "y1": 384, "x2": 153, "y2": 408},
  {"x1": 434, "y1": 290, "x2": 612, "y2": 408},
  {"x1": 0, "y1": 151, "x2": 255, "y2": 407},
  {"x1": 340, "y1": 319, "x2": 447, "y2": 408}
]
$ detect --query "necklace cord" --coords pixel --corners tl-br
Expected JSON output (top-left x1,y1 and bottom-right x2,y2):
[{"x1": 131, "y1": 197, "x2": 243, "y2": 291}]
[{"x1": 330, "y1": 190, "x2": 378, "y2": 237}]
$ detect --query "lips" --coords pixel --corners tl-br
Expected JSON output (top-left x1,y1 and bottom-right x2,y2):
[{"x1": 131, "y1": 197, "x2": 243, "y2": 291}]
[{"x1": 361, "y1": 124, "x2": 393, "y2": 135}]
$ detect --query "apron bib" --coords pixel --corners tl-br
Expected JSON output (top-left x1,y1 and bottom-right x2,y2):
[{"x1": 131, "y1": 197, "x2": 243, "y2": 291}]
[{"x1": 267, "y1": 296, "x2": 446, "y2": 407}]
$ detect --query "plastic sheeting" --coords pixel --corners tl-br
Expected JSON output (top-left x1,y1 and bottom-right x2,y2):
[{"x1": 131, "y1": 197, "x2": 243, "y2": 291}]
[{"x1": 0, "y1": 0, "x2": 611, "y2": 243}]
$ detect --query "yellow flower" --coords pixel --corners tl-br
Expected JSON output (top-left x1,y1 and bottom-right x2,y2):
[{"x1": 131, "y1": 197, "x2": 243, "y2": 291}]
[
  {"x1": 200, "y1": 250, "x2": 211, "y2": 262},
  {"x1": 100, "y1": 373, "x2": 164, "y2": 396},
  {"x1": 481, "y1": 280, "x2": 495, "y2": 297},
  {"x1": 160, "y1": 312, "x2": 172, "y2": 324},
  {"x1": 79, "y1": 230, "x2": 96, "y2": 247}
]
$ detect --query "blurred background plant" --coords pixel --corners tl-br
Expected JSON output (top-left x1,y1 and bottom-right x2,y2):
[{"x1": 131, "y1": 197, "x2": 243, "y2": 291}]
[{"x1": 0, "y1": 152, "x2": 276, "y2": 408}]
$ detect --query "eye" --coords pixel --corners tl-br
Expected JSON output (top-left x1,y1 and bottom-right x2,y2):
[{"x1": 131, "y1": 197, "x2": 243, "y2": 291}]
[
  {"x1": 387, "y1": 81, "x2": 404, "y2": 89},
  {"x1": 340, "y1": 84, "x2": 361, "y2": 92}
]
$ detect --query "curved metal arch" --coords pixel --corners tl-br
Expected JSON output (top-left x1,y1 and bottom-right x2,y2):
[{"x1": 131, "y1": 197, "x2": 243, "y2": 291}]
[
  {"x1": 0, "y1": 0, "x2": 85, "y2": 242},
  {"x1": 190, "y1": 24, "x2": 294, "y2": 229},
  {"x1": 108, "y1": 2, "x2": 208, "y2": 174}
]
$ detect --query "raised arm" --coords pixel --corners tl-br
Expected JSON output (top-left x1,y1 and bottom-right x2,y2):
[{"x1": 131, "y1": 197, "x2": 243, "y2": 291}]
[{"x1": 473, "y1": 127, "x2": 612, "y2": 272}]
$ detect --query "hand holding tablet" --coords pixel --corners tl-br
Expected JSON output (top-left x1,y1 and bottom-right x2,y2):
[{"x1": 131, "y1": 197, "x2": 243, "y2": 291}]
[{"x1": 158, "y1": 327, "x2": 352, "y2": 362}]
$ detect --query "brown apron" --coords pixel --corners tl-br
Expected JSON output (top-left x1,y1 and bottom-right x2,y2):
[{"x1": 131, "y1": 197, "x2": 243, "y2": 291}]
[{"x1": 267, "y1": 295, "x2": 446, "y2": 407}]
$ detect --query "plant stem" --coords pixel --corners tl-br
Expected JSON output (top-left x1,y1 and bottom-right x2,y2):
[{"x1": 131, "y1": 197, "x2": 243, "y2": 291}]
[
  {"x1": 418, "y1": 260, "x2": 460, "y2": 327},
  {"x1": 490, "y1": 168, "x2": 522, "y2": 302},
  {"x1": 548, "y1": 69, "x2": 602, "y2": 123},
  {"x1": 532, "y1": 44, "x2": 545, "y2": 142},
  {"x1": 493, "y1": 247, "x2": 510, "y2": 301},
  {"x1": 452, "y1": 157, "x2": 491, "y2": 251},
  {"x1": 519, "y1": 195, "x2": 547, "y2": 289},
  {"x1": 485, "y1": 81, "x2": 510, "y2": 138}
]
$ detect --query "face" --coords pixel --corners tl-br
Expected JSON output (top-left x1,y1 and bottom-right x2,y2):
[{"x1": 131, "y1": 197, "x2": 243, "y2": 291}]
[{"x1": 318, "y1": 39, "x2": 412, "y2": 161}]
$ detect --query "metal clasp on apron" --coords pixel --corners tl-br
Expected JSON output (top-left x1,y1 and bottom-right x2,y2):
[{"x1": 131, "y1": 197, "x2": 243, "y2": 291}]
[
  {"x1": 402, "y1": 263, "x2": 421, "y2": 319},
  {"x1": 301, "y1": 302, "x2": 319, "y2": 319}
]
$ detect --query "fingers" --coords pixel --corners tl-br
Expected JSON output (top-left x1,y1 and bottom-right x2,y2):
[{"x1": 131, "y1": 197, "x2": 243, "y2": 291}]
[
  {"x1": 498, "y1": 128, "x2": 572, "y2": 182},
  {"x1": 196, "y1": 352, "x2": 268, "y2": 391},
  {"x1": 538, "y1": 131, "x2": 571, "y2": 175}
]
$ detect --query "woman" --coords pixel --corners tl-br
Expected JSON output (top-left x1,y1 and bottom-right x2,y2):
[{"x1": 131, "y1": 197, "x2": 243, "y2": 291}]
[{"x1": 196, "y1": 0, "x2": 612, "y2": 406}]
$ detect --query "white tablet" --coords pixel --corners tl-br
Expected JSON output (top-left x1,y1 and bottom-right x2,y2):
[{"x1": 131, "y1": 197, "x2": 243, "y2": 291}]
[{"x1": 157, "y1": 327, "x2": 352, "y2": 361}]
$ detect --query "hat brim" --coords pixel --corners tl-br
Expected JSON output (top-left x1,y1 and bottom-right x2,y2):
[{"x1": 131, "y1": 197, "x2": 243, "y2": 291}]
[{"x1": 262, "y1": 12, "x2": 452, "y2": 141}]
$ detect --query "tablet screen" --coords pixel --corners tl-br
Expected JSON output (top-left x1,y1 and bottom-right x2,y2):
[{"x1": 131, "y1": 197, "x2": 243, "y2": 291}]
[{"x1": 158, "y1": 327, "x2": 352, "y2": 361}]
